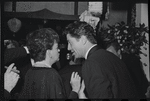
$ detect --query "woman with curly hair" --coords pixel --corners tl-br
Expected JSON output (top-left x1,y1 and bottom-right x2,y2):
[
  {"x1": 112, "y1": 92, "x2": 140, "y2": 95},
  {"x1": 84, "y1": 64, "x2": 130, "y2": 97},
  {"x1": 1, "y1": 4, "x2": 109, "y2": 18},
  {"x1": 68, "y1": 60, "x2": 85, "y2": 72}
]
[{"x1": 18, "y1": 28, "x2": 81, "y2": 99}]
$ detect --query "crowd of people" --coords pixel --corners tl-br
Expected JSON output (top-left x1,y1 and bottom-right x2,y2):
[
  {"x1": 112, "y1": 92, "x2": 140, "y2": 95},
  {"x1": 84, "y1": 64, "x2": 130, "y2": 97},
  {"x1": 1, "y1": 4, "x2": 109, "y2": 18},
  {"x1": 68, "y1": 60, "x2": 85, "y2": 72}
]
[{"x1": 4, "y1": 21, "x2": 150, "y2": 99}]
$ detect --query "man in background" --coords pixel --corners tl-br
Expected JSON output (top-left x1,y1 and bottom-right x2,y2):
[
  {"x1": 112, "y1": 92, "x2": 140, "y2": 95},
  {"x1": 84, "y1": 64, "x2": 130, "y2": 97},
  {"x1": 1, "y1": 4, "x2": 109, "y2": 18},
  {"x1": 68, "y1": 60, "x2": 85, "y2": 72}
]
[{"x1": 105, "y1": 41, "x2": 149, "y2": 98}]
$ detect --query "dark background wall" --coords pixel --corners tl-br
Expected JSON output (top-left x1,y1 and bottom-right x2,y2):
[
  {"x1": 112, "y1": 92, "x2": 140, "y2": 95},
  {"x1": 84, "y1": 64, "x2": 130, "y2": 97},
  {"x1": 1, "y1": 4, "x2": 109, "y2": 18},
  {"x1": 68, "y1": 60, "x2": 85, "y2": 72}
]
[
  {"x1": 102, "y1": 2, "x2": 128, "y2": 27},
  {"x1": 4, "y1": 2, "x2": 129, "y2": 39}
]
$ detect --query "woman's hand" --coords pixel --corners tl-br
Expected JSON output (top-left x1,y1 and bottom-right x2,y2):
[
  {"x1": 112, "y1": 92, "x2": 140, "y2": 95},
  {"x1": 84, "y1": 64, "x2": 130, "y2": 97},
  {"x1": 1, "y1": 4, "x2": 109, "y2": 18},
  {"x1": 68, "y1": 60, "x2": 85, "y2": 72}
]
[
  {"x1": 4, "y1": 63, "x2": 20, "y2": 92},
  {"x1": 70, "y1": 72, "x2": 81, "y2": 93},
  {"x1": 146, "y1": 86, "x2": 150, "y2": 98},
  {"x1": 78, "y1": 80, "x2": 87, "y2": 99}
]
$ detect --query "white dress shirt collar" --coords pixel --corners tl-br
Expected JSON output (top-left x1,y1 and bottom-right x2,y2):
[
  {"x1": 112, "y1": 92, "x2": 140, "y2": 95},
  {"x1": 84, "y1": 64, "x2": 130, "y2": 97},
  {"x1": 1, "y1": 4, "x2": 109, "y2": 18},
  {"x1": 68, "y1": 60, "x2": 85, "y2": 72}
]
[{"x1": 85, "y1": 44, "x2": 97, "y2": 59}]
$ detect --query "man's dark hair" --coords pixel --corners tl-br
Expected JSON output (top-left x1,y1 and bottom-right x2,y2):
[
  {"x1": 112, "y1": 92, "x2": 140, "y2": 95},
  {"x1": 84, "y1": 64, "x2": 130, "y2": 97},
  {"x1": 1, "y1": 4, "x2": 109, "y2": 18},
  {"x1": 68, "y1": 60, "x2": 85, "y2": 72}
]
[
  {"x1": 26, "y1": 28, "x2": 59, "y2": 62},
  {"x1": 63, "y1": 21, "x2": 97, "y2": 44}
]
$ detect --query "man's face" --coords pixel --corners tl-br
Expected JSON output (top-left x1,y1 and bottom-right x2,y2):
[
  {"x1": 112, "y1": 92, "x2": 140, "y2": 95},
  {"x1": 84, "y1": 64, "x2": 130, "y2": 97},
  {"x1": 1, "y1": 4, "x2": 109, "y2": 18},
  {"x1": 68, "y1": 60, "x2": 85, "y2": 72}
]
[{"x1": 66, "y1": 34, "x2": 83, "y2": 58}]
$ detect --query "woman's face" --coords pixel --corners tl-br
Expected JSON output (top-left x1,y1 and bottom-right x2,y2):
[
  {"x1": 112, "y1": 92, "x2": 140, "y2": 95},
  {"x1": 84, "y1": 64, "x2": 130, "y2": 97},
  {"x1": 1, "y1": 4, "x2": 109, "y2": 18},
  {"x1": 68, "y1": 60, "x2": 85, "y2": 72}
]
[{"x1": 50, "y1": 42, "x2": 60, "y2": 64}]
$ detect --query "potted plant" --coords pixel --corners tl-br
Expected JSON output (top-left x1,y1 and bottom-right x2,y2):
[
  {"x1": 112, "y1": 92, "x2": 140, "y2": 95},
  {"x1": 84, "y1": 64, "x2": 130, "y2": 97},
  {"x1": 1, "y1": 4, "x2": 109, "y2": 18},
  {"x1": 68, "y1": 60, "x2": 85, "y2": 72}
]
[{"x1": 100, "y1": 21, "x2": 149, "y2": 59}]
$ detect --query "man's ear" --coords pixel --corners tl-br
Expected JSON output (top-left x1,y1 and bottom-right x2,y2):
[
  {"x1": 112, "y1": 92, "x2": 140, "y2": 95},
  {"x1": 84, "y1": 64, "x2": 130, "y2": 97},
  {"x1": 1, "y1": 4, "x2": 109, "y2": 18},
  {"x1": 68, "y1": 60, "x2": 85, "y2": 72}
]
[
  {"x1": 80, "y1": 35, "x2": 87, "y2": 45},
  {"x1": 46, "y1": 49, "x2": 52, "y2": 58}
]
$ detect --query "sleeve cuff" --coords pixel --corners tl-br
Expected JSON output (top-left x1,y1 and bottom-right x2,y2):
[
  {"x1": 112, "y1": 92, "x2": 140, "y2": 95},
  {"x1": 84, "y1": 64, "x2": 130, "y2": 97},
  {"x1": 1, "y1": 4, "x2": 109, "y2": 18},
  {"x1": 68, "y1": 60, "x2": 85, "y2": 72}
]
[
  {"x1": 68, "y1": 91, "x2": 78, "y2": 99},
  {"x1": 4, "y1": 89, "x2": 11, "y2": 99}
]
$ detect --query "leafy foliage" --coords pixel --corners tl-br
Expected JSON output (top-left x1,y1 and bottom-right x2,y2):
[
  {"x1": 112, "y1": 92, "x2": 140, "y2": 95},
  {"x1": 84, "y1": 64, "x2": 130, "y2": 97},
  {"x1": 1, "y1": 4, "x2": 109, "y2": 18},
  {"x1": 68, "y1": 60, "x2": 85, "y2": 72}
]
[{"x1": 100, "y1": 21, "x2": 149, "y2": 57}]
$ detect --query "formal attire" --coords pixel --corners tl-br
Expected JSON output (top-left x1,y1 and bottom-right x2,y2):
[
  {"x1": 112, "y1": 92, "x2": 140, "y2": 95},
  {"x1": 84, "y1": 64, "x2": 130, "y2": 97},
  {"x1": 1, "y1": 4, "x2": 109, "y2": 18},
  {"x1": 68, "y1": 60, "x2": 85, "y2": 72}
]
[
  {"x1": 4, "y1": 47, "x2": 31, "y2": 78},
  {"x1": 122, "y1": 53, "x2": 149, "y2": 98},
  {"x1": 82, "y1": 45, "x2": 138, "y2": 98},
  {"x1": 59, "y1": 64, "x2": 82, "y2": 98},
  {"x1": 4, "y1": 47, "x2": 27, "y2": 66},
  {"x1": 4, "y1": 47, "x2": 32, "y2": 98},
  {"x1": 19, "y1": 67, "x2": 77, "y2": 99},
  {"x1": 4, "y1": 90, "x2": 11, "y2": 99}
]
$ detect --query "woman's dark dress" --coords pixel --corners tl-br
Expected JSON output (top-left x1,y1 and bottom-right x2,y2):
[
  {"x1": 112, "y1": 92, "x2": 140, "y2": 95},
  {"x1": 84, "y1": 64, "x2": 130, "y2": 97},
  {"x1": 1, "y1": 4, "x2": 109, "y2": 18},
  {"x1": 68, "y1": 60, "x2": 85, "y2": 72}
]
[{"x1": 19, "y1": 67, "x2": 77, "y2": 99}]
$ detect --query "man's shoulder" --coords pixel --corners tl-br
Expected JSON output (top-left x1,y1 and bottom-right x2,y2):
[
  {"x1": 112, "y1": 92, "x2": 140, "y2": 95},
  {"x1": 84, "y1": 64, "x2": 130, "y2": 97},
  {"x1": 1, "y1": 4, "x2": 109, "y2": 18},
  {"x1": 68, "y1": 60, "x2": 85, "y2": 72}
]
[{"x1": 88, "y1": 48, "x2": 113, "y2": 59}]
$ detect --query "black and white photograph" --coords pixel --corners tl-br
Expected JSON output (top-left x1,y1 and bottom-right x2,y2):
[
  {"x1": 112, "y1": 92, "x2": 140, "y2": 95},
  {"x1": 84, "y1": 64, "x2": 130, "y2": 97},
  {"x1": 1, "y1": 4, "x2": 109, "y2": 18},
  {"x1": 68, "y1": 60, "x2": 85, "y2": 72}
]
[{"x1": 2, "y1": 1, "x2": 149, "y2": 99}]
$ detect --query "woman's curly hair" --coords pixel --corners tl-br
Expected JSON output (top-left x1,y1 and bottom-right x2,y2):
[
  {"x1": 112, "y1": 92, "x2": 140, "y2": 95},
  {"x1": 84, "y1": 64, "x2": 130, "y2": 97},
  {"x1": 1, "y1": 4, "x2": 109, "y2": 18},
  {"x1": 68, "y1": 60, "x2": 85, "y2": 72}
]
[{"x1": 26, "y1": 28, "x2": 59, "y2": 62}]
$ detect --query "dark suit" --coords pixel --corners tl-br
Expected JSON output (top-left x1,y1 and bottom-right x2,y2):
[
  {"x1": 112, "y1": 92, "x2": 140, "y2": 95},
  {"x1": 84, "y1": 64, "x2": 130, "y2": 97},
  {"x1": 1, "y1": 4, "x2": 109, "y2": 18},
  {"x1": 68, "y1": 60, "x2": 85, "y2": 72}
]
[
  {"x1": 82, "y1": 45, "x2": 138, "y2": 98},
  {"x1": 4, "y1": 47, "x2": 32, "y2": 98},
  {"x1": 4, "y1": 47, "x2": 27, "y2": 66},
  {"x1": 122, "y1": 53, "x2": 149, "y2": 98},
  {"x1": 4, "y1": 90, "x2": 11, "y2": 99},
  {"x1": 59, "y1": 64, "x2": 82, "y2": 98},
  {"x1": 4, "y1": 47, "x2": 32, "y2": 77}
]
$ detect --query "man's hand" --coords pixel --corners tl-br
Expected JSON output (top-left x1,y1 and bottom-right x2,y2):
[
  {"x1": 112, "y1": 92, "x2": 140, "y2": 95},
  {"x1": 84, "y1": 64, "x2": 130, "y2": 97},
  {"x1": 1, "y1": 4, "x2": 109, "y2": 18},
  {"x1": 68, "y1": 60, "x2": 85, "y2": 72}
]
[
  {"x1": 4, "y1": 63, "x2": 20, "y2": 92},
  {"x1": 70, "y1": 72, "x2": 81, "y2": 93}
]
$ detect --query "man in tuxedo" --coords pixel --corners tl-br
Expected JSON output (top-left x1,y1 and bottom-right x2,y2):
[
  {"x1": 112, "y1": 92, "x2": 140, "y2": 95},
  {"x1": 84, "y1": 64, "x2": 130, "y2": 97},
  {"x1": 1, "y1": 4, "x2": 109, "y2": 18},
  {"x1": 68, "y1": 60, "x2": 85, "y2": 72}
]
[
  {"x1": 106, "y1": 41, "x2": 149, "y2": 98},
  {"x1": 63, "y1": 21, "x2": 138, "y2": 98},
  {"x1": 4, "y1": 46, "x2": 32, "y2": 98}
]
